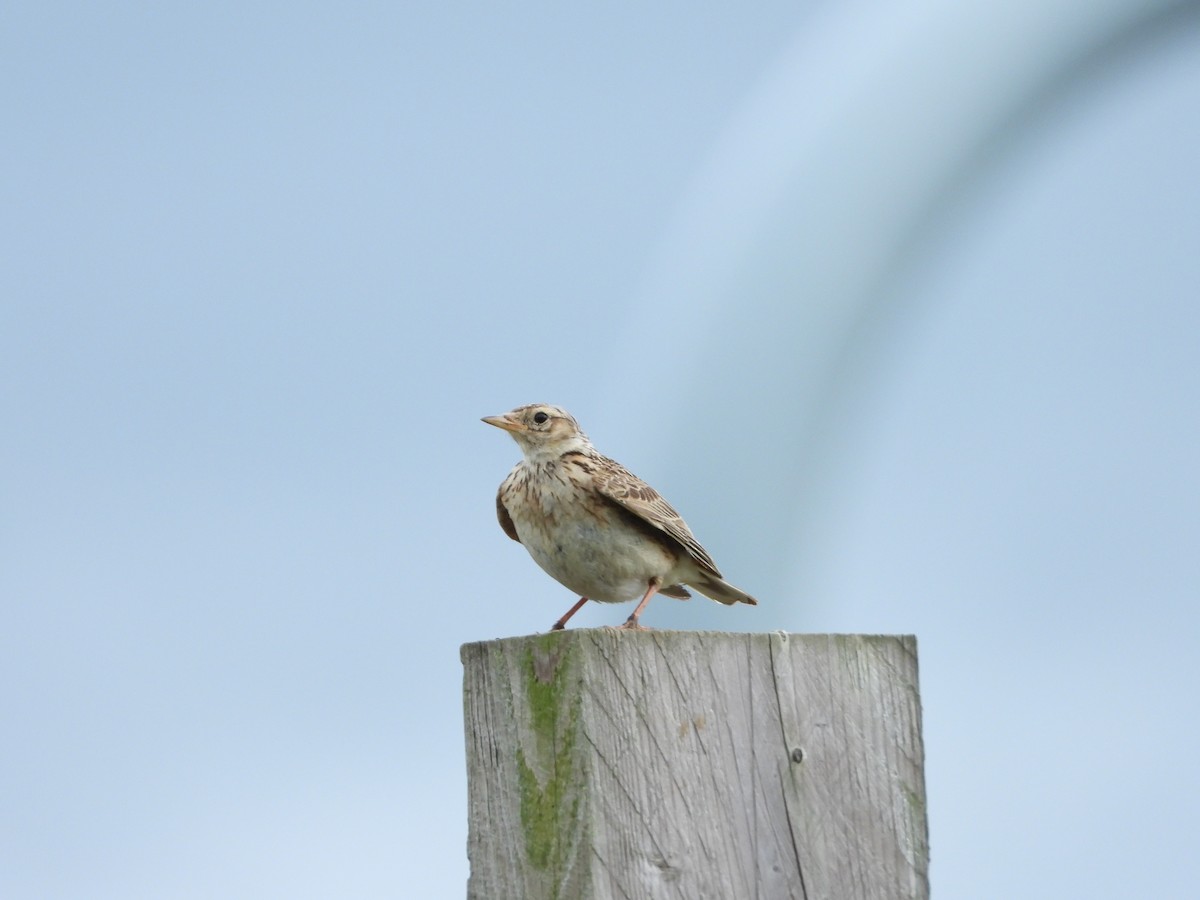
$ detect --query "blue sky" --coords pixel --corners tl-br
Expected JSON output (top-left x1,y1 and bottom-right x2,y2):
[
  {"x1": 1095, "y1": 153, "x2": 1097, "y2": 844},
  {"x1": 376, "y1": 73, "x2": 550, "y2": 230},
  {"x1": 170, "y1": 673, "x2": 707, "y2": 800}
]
[{"x1": 4, "y1": 2, "x2": 1199, "y2": 897}]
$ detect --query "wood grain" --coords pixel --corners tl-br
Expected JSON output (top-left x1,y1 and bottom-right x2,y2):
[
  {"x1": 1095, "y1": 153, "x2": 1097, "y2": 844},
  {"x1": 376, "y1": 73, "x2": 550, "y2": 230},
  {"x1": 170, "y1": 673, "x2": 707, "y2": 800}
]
[{"x1": 462, "y1": 631, "x2": 928, "y2": 900}]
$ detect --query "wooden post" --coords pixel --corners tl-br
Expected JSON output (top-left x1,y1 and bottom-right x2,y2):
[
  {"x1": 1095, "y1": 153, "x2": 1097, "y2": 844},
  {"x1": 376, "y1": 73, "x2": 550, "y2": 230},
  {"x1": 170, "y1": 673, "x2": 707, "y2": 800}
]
[{"x1": 461, "y1": 630, "x2": 928, "y2": 900}]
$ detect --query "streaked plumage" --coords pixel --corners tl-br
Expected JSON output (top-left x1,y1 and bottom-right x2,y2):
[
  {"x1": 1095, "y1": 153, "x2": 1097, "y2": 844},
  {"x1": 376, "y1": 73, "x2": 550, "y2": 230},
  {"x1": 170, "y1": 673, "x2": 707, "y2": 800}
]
[{"x1": 483, "y1": 403, "x2": 757, "y2": 630}]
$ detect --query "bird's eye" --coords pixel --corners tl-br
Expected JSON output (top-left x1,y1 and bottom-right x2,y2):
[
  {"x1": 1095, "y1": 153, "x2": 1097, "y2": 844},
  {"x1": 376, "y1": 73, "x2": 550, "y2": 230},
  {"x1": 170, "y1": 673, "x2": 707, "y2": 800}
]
[{"x1": 532, "y1": 411, "x2": 549, "y2": 425}]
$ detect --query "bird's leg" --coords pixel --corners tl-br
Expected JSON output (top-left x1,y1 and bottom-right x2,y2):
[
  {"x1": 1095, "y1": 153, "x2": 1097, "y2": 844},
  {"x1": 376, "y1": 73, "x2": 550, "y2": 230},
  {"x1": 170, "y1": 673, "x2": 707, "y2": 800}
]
[
  {"x1": 618, "y1": 579, "x2": 661, "y2": 631},
  {"x1": 551, "y1": 596, "x2": 590, "y2": 631}
]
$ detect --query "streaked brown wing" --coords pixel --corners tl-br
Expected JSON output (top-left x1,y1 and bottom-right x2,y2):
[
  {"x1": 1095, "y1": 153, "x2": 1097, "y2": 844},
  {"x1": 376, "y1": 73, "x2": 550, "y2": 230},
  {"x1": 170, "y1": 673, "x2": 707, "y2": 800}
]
[
  {"x1": 496, "y1": 490, "x2": 521, "y2": 543},
  {"x1": 595, "y1": 458, "x2": 722, "y2": 577}
]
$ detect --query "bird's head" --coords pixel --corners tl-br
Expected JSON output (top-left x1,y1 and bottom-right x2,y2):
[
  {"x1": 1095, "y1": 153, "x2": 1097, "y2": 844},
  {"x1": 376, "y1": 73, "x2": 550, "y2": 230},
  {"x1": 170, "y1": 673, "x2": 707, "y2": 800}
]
[{"x1": 482, "y1": 404, "x2": 591, "y2": 461}]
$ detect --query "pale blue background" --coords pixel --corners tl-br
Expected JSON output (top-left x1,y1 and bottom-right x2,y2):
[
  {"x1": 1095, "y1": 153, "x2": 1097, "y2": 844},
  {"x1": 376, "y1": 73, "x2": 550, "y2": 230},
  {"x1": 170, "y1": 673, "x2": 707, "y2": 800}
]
[{"x1": 4, "y1": 2, "x2": 1199, "y2": 897}]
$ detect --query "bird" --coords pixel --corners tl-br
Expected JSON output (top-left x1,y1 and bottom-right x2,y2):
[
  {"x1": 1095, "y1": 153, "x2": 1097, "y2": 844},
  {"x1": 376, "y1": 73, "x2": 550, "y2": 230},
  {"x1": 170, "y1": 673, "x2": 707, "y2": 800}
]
[{"x1": 482, "y1": 403, "x2": 757, "y2": 630}]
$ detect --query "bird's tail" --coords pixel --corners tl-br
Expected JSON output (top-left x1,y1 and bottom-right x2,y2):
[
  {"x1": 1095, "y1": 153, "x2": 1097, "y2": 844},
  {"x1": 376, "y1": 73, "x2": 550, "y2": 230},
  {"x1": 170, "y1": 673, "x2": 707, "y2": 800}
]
[{"x1": 692, "y1": 575, "x2": 757, "y2": 606}]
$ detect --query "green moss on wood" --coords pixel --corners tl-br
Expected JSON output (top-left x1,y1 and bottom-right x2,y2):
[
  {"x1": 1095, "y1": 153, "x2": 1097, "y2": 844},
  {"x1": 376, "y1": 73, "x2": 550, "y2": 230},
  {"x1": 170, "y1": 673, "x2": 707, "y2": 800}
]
[
  {"x1": 516, "y1": 635, "x2": 582, "y2": 888},
  {"x1": 901, "y1": 782, "x2": 930, "y2": 866}
]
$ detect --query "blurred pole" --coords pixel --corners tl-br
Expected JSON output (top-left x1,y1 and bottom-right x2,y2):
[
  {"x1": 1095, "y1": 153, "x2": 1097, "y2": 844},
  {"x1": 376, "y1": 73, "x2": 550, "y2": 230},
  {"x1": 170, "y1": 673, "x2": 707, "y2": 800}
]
[{"x1": 601, "y1": 0, "x2": 1196, "y2": 618}]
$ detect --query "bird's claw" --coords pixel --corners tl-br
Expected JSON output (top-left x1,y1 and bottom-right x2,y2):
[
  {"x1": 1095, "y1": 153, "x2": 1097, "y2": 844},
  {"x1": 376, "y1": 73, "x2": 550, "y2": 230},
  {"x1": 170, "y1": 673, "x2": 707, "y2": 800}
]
[{"x1": 615, "y1": 618, "x2": 651, "y2": 631}]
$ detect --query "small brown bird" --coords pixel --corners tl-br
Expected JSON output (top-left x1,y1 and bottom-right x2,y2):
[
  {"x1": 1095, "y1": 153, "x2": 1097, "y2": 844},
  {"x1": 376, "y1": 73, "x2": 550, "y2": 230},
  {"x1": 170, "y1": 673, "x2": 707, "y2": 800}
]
[{"x1": 483, "y1": 403, "x2": 757, "y2": 630}]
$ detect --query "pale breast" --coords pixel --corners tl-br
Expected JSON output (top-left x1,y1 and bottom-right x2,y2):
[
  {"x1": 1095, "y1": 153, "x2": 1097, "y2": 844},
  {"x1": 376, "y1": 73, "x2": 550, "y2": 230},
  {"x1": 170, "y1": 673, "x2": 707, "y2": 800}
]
[{"x1": 500, "y1": 457, "x2": 686, "y2": 603}]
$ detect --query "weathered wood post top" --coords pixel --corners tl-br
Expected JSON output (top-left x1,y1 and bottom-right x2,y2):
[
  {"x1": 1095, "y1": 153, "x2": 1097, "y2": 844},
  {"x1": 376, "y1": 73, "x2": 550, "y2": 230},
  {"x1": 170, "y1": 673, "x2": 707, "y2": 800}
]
[{"x1": 462, "y1": 630, "x2": 928, "y2": 900}]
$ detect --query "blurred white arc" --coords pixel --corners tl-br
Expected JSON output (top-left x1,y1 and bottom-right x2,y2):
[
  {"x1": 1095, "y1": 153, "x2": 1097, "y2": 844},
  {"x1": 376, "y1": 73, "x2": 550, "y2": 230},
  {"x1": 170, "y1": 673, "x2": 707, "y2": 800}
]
[{"x1": 605, "y1": 0, "x2": 1194, "y2": 599}]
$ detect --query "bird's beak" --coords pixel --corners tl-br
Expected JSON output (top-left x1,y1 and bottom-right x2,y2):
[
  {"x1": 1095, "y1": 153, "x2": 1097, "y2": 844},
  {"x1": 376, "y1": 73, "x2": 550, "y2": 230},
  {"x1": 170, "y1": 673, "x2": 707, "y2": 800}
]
[{"x1": 481, "y1": 413, "x2": 523, "y2": 432}]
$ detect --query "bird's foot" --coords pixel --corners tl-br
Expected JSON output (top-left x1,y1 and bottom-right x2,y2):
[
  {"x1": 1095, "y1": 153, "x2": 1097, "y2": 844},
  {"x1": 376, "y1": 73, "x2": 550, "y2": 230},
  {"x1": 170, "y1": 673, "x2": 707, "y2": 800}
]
[
  {"x1": 549, "y1": 596, "x2": 589, "y2": 632},
  {"x1": 615, "y1": 616, "x2": 651, "y2": 631}
]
